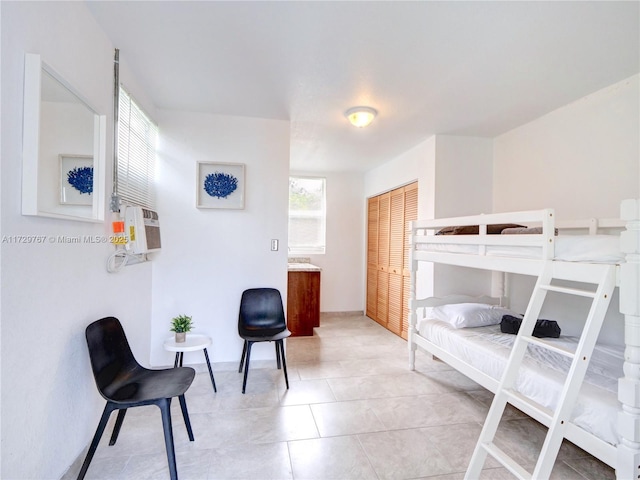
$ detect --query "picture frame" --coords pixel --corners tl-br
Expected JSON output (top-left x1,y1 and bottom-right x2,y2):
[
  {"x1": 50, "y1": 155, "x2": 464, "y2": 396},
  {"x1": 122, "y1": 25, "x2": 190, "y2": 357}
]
[
  {"x1": 196, "y1": 162, "x2": 245, "y2": 209},
  {"x1": 59, "y1": 154, "x2": 94, "y2": 205}
]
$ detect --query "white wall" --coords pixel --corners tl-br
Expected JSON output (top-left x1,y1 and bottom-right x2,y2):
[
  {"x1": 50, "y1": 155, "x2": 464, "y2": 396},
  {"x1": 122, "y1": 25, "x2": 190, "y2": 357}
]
[
  {"x1": 492, "y1": 74, "x2": 640, "y2": 344},
  {"x1": 430, "y1": 136, "x2": 495, "y2": 298},
  {"x1": 150, "y1": 110, "x2": 290, "y2": 366},
  {"x1": 291, "y1": 171, "x2": 365, "y2": 313},
  {"x1": 364, "y1": 137, "x2": 433, "y2": 217},
  {"x1": 433, "y1": 136, "x2": 494, "y2": 217},
  {"x1": 494, "y1": 74, "x2": 640, "y2": 218},
  {"x1": 1, "y1": 3, "x2": 154, "y2": 479}
]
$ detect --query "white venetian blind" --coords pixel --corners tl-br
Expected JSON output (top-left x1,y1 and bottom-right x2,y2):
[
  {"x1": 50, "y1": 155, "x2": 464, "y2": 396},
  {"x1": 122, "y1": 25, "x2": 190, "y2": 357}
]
[
  {"x1": 117, "y1": 87, "x2": 158, "y2": 209},
  {"x1": 288, "y1": 176, "x2": 326, "y2": 254}
]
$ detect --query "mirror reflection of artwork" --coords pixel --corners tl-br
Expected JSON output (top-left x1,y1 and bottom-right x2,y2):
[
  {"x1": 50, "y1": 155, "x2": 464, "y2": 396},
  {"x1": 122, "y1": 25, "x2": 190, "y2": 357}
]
[
  {"x1": 60, "y1": 154, "x2": 93, "y2": 205},
  {"x1": 22, "y1": 53, "x2": 106, "y2": 222}
]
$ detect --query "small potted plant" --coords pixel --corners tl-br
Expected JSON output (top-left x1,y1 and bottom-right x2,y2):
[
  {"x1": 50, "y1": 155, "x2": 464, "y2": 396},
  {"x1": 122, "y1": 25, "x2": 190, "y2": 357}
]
[{"x1": 170, "y1": 314, "x2": 193, "y2": 343}]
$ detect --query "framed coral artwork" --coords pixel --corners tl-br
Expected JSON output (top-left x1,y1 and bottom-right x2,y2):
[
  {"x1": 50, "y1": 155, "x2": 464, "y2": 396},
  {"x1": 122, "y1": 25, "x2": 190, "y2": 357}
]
[
  {"x1": 59, "y1": 154, "x2": 93, "y2": 205},
  {"x1": 196, "y1": 162, "x2": 245, "y2": 209}
]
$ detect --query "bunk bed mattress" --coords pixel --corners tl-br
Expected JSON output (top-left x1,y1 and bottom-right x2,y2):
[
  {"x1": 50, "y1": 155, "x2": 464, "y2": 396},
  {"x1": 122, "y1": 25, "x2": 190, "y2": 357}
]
[
  {"x1": 418, "y1": 319, "x2": 624, "y2": 445},
  {"x1": 417, "y1": 235, "x2": 624, "y2": 263}
]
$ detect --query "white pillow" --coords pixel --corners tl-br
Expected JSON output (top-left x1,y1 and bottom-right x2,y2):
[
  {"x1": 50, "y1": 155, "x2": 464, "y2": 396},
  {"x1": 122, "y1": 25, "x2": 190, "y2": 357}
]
[{"x1": 430, "y1": 303, "x2": 522, "y2": 329}]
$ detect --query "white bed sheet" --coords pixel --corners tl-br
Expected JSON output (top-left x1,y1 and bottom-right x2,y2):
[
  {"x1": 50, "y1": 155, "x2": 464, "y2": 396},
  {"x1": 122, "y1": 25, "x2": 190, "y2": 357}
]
[
  {"x1": 416, "y1": 235, "x2": 624, "y2": 264},
  {"x1": 418, "y1": 319, "x2": 624, "y2": 445}
]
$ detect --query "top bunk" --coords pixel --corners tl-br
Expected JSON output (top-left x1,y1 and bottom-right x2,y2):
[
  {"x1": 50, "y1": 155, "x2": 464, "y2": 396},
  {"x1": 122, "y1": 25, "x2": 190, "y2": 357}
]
[{"x1": 410, "y1": 207, "x2": 628, "y2": 283}]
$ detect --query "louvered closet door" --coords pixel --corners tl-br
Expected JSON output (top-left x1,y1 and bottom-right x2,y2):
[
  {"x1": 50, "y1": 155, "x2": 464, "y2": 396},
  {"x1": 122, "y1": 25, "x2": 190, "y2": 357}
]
[
  {"x1": 401, "y1": 183, "x2": 418, "y2": 339},
  {"x1": 376, "y1": 193, "x2": 391, "y2": 327},
  {"x1": 387, "y1": 188, "x2": 405, "y2": 335},
  {"x1": 366, "y1": 197, "x2": 379, "y2": 319},
  {"x1": 376, "y1": 271, "x2": 389, "y2": 327},
  {"x1": 365, "y1": 182, "x2": 418, "y2": 337},
  {"x1": 378, "y1": 193, "x2": 390, "y2": 269}
]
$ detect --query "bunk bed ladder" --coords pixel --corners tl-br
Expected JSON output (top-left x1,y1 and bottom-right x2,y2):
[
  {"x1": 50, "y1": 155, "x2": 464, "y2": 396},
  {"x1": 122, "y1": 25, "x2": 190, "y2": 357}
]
[{"x1": 465, "y1": 261, "x2": 617, "y2": 480}]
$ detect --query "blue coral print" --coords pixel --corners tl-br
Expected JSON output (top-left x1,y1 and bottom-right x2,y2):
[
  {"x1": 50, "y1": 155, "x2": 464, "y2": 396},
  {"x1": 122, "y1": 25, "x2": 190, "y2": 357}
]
[
  {"x1": 67, "y1": 166, "x2": 93, "y2": 195},
  {"x1": 204, "y1": 172, "x2": 238, "y2": 199}
]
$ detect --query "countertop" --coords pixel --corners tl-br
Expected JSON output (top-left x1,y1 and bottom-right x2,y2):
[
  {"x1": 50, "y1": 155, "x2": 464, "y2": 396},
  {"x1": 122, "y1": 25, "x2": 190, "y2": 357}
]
[{"x1": 287, "y1": 263, "x2": 322, "y2": 272}]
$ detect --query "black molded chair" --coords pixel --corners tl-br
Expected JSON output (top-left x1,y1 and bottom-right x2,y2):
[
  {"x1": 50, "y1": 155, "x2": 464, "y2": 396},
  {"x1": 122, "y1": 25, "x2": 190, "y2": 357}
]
[
  {"x1": 238, "y1": 288, "x2": 291, "y2": 394},
  {"x1": 77, "y1": 317, "x2": 195, "y2": 480}
]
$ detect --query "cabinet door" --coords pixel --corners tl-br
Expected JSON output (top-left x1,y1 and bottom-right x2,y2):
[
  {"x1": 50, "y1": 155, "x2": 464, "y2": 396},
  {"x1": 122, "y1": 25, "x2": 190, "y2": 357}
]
[{"x1": 287, "y1": 271, "x2": 319, "y2": 336}]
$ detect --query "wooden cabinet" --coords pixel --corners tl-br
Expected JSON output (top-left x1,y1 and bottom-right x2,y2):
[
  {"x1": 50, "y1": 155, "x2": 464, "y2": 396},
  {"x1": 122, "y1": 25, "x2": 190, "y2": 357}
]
[
  {"x1": 287, "y1": 270, "x2": 320, "y2": 336},
  {"x1": 366, "y1": 182, "x2": 418, "y2": 339}
]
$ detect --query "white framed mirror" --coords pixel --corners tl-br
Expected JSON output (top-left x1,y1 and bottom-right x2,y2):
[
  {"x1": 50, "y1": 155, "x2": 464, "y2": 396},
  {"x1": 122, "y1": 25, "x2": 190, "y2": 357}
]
[{"x1": 22, "y1": 53, "x2": 106, "y2": 222}]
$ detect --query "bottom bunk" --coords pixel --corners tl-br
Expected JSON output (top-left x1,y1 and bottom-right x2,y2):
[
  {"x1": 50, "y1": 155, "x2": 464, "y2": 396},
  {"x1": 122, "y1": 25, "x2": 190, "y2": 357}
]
[{"x1": 408, "y1": 296, "x2": 622, "y2": 470}]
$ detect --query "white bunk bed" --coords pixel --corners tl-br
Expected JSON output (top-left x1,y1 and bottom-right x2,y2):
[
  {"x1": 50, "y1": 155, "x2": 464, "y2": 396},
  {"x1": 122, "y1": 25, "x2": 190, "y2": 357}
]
[{"x1": 407, "y1": 199, "x2": 640, "y2": 479}]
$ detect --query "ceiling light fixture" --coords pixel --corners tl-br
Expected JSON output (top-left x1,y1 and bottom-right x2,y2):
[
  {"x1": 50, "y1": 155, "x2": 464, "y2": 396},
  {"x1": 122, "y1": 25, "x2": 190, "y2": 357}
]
[{"x1": 345, "y1": 106, "x2": 377, "y2": 128}]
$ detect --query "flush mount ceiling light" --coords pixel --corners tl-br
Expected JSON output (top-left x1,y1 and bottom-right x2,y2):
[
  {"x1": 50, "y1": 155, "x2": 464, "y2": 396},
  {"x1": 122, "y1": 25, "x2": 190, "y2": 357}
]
[{"x1": 345, "y1": 106, "x2": 377, "y2": 128}]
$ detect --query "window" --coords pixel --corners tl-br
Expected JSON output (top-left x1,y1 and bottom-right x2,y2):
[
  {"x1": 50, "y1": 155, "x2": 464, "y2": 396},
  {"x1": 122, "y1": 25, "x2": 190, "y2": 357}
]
[
  {"x1": 116, "y1": 87, "x2": 158, "y2": 209},
  {"x1": 288, "y1": 176, "x2": 326, "y2": 254}
]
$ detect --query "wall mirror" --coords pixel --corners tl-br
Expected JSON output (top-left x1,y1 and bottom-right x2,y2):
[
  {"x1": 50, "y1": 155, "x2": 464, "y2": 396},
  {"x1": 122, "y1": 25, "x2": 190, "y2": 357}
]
[{"x1": 22, "y1": 53, "x2": 106, "y2": 222}]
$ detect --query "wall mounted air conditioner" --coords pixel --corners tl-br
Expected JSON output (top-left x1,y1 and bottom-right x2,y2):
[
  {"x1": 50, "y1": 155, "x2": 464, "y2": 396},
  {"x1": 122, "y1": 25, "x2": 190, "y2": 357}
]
[{"x1": 124, "y1": 205, "x2": 161, "y2": 254}]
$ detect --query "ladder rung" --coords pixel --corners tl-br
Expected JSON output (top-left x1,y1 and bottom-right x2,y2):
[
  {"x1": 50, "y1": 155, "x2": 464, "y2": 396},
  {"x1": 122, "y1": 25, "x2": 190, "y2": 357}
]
[
  {"x1": 503, "y1": 388, "x2": 554, "y2": 424},
  {"x1": 482, "y1": 442, "x2": 532, "y2": 480},
  {"x1": 522, "y1": 336, "x2": 575, "y2": 359},
  {"x1": 539, "y1": 284, "x2": 596, "y2": 298}
]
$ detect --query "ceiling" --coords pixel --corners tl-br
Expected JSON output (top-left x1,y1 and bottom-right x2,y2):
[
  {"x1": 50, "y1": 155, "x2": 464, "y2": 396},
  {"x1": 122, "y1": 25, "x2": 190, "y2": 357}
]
[{"x1": 86, "y1": 1, "x2": 639, "y2": 173}]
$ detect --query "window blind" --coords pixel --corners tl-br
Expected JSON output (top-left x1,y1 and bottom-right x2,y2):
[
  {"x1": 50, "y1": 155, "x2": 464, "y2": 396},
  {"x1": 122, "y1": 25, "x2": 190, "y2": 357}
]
[
  {"x1": 117, "y1": 87, "x2": 158, "y2": 210},
  {"x1": 288, "y1": 176, "x2": 326, "y2": 254}
]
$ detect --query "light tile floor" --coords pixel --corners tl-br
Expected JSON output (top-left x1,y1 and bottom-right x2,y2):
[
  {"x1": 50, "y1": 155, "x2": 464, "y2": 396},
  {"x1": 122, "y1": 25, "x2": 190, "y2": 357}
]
[{"x1": 63, "y1": 314, "x2": 615, "y2": 480}]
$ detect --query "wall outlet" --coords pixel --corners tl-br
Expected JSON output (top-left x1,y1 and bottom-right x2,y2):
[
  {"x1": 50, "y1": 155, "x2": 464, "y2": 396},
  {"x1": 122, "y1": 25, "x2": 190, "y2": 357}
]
[{"x1": 271, "y1": 239, "x2": 279, "y2": 251}]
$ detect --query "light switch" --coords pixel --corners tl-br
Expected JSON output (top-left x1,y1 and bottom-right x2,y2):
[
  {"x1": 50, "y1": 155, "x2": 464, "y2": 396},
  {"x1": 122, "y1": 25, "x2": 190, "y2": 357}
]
[{"x1": 271, "y1": 239, "x2": 279, "y2": 251}]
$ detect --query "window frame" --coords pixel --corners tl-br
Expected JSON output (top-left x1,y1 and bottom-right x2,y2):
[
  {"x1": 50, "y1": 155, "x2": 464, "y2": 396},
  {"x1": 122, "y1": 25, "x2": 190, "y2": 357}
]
[{"x1": 288, "y1": 175, "x2": 327, "y2": 255}]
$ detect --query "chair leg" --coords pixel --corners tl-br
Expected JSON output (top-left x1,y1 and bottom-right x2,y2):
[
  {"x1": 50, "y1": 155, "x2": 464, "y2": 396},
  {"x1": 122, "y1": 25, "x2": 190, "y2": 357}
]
[
  {"x1": 242, "y1": 341, "x2": 253, "y2": 394},
  {"x1": 278, "y1": 340, "x2": 290, "y2": 389},
  {"x1": 203, "y1": 348, "x2": 217, "y2": 392},
  {"x1": 108, "y1": 408, "x2": 127, "y2": 445},
  {"x1": 275, "y1": 341, "x2": 282, "y2": 370},
  {"x1": 158, "y1": 398, "x2": 178, "y2": 480},
  {"x1": 178, "y1": 394, "x2": 195, "y2": 441},
  {"x1": 238, "y1": 340, "x2": 248, "y2": 373},
  {"x1": 77, "y1": 403, "x2": 116, "y2": 480}
]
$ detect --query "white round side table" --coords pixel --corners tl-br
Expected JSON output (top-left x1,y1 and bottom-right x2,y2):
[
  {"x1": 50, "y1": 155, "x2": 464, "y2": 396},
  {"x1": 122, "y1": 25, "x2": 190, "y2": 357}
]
[{"x1": 163, "y1": 334, "x2": 217, "y2": 392}]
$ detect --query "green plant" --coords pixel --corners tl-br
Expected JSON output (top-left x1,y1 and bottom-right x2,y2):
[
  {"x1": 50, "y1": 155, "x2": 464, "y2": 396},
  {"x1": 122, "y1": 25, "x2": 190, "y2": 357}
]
[{"x1": 170, "y1": 314, "x2": 193, "y2": 333}]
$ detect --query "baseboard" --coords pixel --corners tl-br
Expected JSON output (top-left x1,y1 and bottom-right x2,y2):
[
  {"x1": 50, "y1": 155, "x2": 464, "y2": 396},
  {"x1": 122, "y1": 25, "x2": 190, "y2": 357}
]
[{"x1": 320, "y1": 310, "x2": 364, "y2": 317}]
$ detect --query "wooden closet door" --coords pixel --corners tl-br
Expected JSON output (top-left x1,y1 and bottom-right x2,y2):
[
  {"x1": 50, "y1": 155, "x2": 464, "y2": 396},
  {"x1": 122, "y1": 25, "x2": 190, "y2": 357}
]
[
  {"x1": 387, "y1": 187, "x2": 405, "y2": 335},
  {"x1": 376, "y1": 193, "x2": 391, "y2": 327},
  {"x1": 389, "y1": 188, "x2": 405, "y2": 274},
  {"x1": 366, "y1": 197, "x2": 379, "y2": 319},
  {"x1": 378, "y1": 193, "x2": 390, "y2": 269},
  {"x1": 365, "y1": 183, "x2": 418, "y2": 337},
  {"x1": 401, "y1": 183, "x2": 418, "y2": 339}
]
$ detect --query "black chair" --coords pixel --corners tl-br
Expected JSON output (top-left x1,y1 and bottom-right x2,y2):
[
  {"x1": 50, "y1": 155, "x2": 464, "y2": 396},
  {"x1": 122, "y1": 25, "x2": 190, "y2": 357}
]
[
  {"x1": 238, "y1": 288, "x2": 291, "y2": 394},
  {"x1": 77, "y1": 317, "x2": 195, "y2": 480}
]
